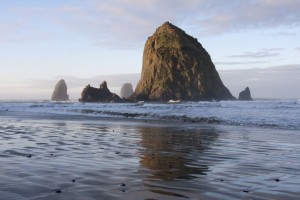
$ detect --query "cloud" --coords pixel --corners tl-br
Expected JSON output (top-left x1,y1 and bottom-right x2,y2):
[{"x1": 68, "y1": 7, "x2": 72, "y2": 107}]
[
  {"x1": 1, "y1": 0, "x2": 300, "y2": 47},
  {"x1": 197, "y1": 0, "x2": 300, "y2": 34},
  {"x1": 215, "y1": 61, "x2": 269, "y2": 65},
  {"x1": 266, "y1": 31, "x2": 297, "y2": 37},
  {"x1": 228, "y1": 52, "x2": 278, "y2": 59},
  {"x1": 59, "y1": 0, "x2": 300, "y2": 41},
  {"x1": 228, "y1": 48, "x2": 283, "y2": 59},
  {"x1": 219, "y1": 64, "x2": 300, "y2": 98}
]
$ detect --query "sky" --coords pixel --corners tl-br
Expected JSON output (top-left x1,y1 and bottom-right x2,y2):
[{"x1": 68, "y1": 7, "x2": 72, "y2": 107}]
[{"x1": 0, "y1": 0, "x2": 299, "y2": 99}]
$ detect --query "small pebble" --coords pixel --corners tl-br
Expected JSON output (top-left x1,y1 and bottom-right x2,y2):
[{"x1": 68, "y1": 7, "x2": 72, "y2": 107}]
[
  {"x1": 242, "y1": 190, "x2": 249, "y2": 193},
  {"x1": 123, "y1": 132, "x2": 127, "y2": 135},
  {"x1": 72, "y1": 179, "x2": 76, "y2": 182},
  {"x1": 116, "y1": 152, "x2": 120, "y2": 154},
  {"x1": 120, "y1": 183, "x2": 126, "y2": 187},
  {"x1": 26, "y1": 154, "x2": 32, "y2": 158},
  {"x1": 220, "y1": 179, "x2": 224, "y2": 182},
  {"x1": 52, "y1": 189, "x2": 62, "y2": 193},
  {"x1": 275, "y1": 179, "x2": 280, "y2": 182}
]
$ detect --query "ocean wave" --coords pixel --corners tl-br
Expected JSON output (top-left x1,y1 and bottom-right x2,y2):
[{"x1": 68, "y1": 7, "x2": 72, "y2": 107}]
[
  {"x1": 1, "y1": 101, "x2": 299, "y2": 130},
  {"x1": 76, "y1": 109, "x2": 298, "y2": 130}
]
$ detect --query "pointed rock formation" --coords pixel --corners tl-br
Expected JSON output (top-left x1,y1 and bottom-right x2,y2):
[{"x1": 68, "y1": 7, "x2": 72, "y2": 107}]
[
  {"x1": 134, "y1": 22, "x2": 235, "y2": 101},
  {"x1": 51, "y1": 79, "x2": 69, "y2": 101},
  {"x1": 120, "y1": 83, "x2": 134, "y2": 98},
  {"x1": 80, "y1": 81, "x2": 124, "y2": 103},
  {"x1": 238, "y1": 87, "x2": 253, "y2": 101}
]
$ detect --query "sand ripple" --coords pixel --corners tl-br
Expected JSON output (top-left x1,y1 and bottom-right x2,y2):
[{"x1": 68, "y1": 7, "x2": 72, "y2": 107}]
[{"x1": 0, "y1": 117, "x2": 300, "y2": 200}]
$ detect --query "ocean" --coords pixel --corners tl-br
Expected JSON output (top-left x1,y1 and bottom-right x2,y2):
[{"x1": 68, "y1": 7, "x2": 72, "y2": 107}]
[
  {"x1": 0, "y1": 100, "x2": 300, "y2": 200},
  {"x1": 1, "y1": 99, "x2": 299, "y2": 130}
]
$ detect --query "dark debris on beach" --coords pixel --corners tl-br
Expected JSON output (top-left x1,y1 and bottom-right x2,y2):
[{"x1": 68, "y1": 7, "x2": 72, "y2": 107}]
[{"x1": 52, "y1": 189, "x2": 62, "y2": 194}]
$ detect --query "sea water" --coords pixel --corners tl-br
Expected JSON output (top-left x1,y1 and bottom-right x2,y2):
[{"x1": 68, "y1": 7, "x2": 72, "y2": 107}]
[
  {"x1": 1, "y1": 99, "x2": 300, "y2": 199},
  {"x1": 0, "y1": 99, "x2": 299, "y2": 130}
]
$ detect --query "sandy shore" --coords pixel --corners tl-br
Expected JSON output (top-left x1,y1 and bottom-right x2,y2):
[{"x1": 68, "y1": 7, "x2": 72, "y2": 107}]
[{"x1": 0, "y1": 111, "x2": 300, "y2": 200}]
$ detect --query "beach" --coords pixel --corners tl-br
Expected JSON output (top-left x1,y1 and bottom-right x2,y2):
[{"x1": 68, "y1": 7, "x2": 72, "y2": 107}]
[
  {"x1": 1, "y1": 1, "x2": 300, "y2": 199},
  {"x1": 1, "y1": 110, "x2": 300, "y2": 200}
]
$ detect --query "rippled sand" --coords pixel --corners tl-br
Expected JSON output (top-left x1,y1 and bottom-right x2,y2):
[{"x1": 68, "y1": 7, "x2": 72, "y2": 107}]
[{"x1": 0, "y1": 112, "x2": 300, "y2": 200}]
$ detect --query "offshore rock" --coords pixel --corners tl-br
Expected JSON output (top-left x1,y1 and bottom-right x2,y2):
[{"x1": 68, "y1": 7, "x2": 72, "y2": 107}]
[
  {"x1": 80, "y1": 81, "x2": 124, "y2": 103},
  {"x1": 134, "y1": 22, "x2": 235, "y2": 101},
  {"x1": 238, "y1": 87, "x2": 253, "y2": 101},
  {"x1": 120, "y1": 83, "x2": 134, "y2": 98},
  {"x1": 51, "y1": 79, "x2": 69, "y2": 101}
]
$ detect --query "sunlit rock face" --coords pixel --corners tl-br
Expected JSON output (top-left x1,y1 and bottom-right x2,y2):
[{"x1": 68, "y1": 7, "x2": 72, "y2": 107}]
[
  {"x1": 134, "y1": 22, "x2": 235, "y2": 101},
  {"x1": 51, "y1": 79, "x2": 69, "y2": 101},
  {"x1": 80, "y1": 81, "x2": 124, "y2": 103},
  {"x1": 238, "y1": 87, "x2": 253, "y2": 101},
  {"x1": 120, "y1": 83, "x2": 134, "y2": 98}
]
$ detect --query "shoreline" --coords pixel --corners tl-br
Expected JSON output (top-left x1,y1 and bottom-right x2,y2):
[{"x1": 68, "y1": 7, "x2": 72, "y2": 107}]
[
  {"x1": 1, "y1": 110, "x2": 298, "y2": 132},
  {"x1": 0, "y1": 110, "x2": 300, "y2": 199}
]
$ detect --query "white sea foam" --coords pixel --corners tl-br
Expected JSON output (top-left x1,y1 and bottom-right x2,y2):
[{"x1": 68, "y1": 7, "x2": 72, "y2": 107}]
[{"x1": 0, "y1": 99, "x2": 299, "y2": 130}]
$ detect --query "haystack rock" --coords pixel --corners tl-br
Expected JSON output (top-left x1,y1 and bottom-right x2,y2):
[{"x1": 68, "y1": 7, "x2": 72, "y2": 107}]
[
  {"x1": 51, "y1": 79, "x2": 69, "y2": 101},
  {"x1": 120, "y1": 83, "x2": 134, "y2": 98},
  {"x1": 80, "y1": 81, "x2": 124, "y2": 103},
  {"x1": 238, "y1": 87, "x2": 253, "y2": 101},
  {"x1": 134, "y1": 22, "x2": 235, "y2": 101}
]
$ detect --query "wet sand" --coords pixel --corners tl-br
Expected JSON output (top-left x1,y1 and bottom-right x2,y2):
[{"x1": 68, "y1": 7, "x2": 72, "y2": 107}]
[{"x1": 0, "y1": 112, "x2": 300, "y2": 200}]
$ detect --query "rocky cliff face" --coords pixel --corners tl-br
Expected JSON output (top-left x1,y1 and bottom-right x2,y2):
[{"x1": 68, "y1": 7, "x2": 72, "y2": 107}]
[
  {"x1": 238, "y1": 87, "x2": 253, "y2": 101},
  {"x1": 120, "y1": 83, "x2": 134, "y2": 98},
  {"x1": 134, "y1": 22, "x2": 235, "y2": 101},
  {"x1": 51, "y1": 79, "x2": 69, "y2": 101},
  {"x1": 80, "y1": 81, "x2": 124, "y2": 103}
]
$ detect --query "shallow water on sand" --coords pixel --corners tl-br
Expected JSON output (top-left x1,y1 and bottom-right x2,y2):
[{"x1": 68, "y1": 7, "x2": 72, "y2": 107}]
[{"x1": 0, "y1": 114, "x2": 300, "y2": 200}]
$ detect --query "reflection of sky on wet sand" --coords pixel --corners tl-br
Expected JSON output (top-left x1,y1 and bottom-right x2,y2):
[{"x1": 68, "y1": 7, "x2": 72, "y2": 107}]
[{"x1": 138, "y1": 126, "x2": 219, "y2": 181}]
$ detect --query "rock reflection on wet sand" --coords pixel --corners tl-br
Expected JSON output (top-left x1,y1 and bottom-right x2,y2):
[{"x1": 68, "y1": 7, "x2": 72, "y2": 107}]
[
  {"x1": 0, "y1": 115, "x2": 300, "y2": 200},
  {"x1": 139, "y1": 127, "x2": 216, "y2": 180}
]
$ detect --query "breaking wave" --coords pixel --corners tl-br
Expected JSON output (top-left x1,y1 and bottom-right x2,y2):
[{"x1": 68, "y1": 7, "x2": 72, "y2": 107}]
[{"x1": 0, "y1": 99, "x2": 299, "y2": 130}]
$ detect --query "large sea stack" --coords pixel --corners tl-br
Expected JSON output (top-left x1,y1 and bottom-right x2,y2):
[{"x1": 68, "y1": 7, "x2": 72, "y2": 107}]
[
  {"x1": 51, "y1": 79, "x2": 69, "y2": 101},
  {"x1": 238, "y1": 87, "x2": 253, "y2": 101},
  {"x1": 134, "y1": 22, "x2": 235, "y2": 101},
  {"x1": 120, "y1": 83, "x2": 134, "y2": 98},
  {"x1": 80, "y1": 81, "x2": 124, "y2": 103}
]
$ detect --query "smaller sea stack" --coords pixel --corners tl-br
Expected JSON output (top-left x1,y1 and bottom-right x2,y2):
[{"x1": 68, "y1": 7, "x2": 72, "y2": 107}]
[
  {"x1": 120, "y1": 83, "x2": 134, "y2": 98},
  {"x1": 238, "y1": 87, "x2": 253, "y2": 101},
  {"x1": 80, "y1": 81, "x2": 124, "y2": 103},
  {"x1": 51, "y1": 79, "x2": 69, "y2": 101}
]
